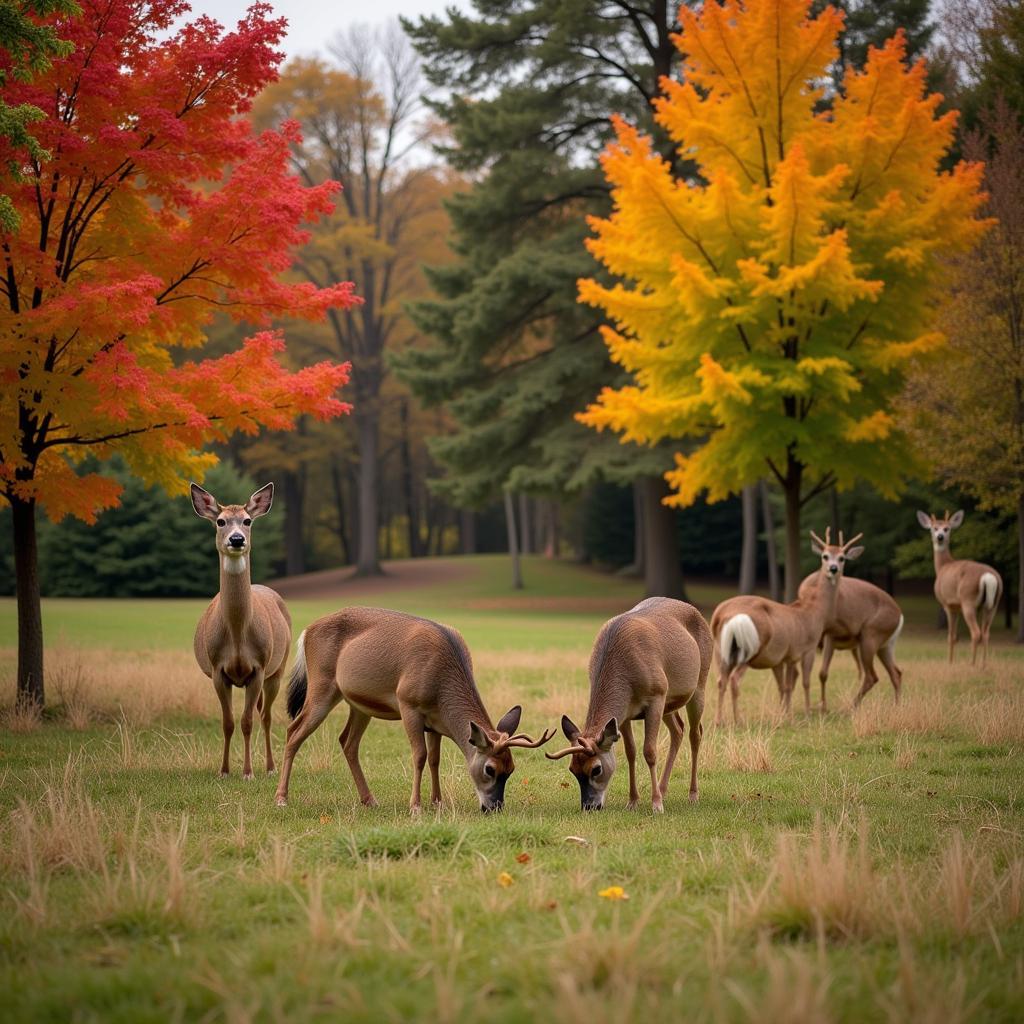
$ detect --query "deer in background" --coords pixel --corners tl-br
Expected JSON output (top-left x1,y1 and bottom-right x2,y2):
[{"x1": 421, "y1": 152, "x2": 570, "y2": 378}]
[
  {"x1": 191, "y1": 482, "x2": 291, "y2": 778},
  {"x1": 797, "y1": 573, "x2": 903, "y2": 709},
  {"x1": 546, "y1": 598, "x2": 712, "y2": 813},
  {"x1": 274, "y1": 608, "x2": 554, "y2": 812},
  {"x1": 712, "y1": 529, "x2": 864, "y2": 725},
  {"x1": 917, "y1": 510, "x2": 1003, "y2": 666}
]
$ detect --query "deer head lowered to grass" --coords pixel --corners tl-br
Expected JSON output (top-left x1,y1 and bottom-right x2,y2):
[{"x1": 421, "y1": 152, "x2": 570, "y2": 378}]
[
  {"x1": 274, "y1": 607, "x2": 555, "y2": 813},
  {"x1": 711, "y1": 528, "x2": 863, "y2": 726},
  {"x1": 191, "y1": 481, "x2": 292, "y2": 779},
  {"x1": 917, "y1": 510, "x2": 1003, "y2": 666},
  {"x1": 547, "y1": 597, "x2": 713, "y2": 813}
]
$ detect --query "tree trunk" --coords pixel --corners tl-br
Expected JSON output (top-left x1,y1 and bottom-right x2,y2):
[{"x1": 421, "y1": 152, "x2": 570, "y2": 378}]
[
  {"x1": 782, "y1": 456, "x2": 803, "y2": 602},
  {"x1": 399, "y1": 398, "x2": 421, "y2": 558},
  {"x1": 355, "y1": 411, "x2": 381, "y2": 575},
  {"x1": 12, "y1": 496, "x2": 44, "y2": 709},
  {"x1": 329, "y1": 459, "x2": 351, "y2": 564},
  {"x1": 504, "y1": 490, "x2": 523, "y2": 589},
  {"x1": 739, "y1": 483, "x2": 757, "y2": 594},
  {"x1": 459, "y1": 508, "x2": 476, "y2": 555},
  {"x1": 641, "y1": 475, "x2": 684, "y2": 599},
  {"x1": 283, "y1": 469, "x2": 305, "y2": 576},
  {"x1": 1017, "y1": 491, "x2": 1024, "y2": 641},
  {"x1": 518, "y1": 493, "x2": 532, "y2": 555},
  {"x1": 544, "y1": 499, "x2": 560, "y2": 558},
  {"x1": 760, "y1": 480, "x2": 781, "y2": 602},
  {"x1": 829, "y1": 486, "x2": 841, "y2": 539}
]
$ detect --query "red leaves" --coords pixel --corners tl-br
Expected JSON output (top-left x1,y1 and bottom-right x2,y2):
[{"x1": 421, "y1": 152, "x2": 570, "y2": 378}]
[{"x1": 0, "y1": 1, "x2": 357, "y2": 522}]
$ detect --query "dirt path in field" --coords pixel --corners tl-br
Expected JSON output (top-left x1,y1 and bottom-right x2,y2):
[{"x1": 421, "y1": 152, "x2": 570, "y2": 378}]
[{"x1": 267, "y1": 557, "x2": 475, "y2": 601}]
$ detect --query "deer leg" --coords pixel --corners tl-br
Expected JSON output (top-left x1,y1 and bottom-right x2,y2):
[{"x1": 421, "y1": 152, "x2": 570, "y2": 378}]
[
  {"x1": 658, "y1": 711, "x2": 685, "y2": 796},
  {"x1": 963, "y1": 601, "x2": 982, "y2": 666},
  {"x1": 643, "y1": 700, "x2": 667, "y2": 813},
  {"x1": 800, "y1": 651, "x2": 814, "y2": 714},
  {"x1": 715, "y1": 662, "x2": 730, "y2": 727},
  {"x1": 239, "y1": 674, "x2": 262, "y2": 781},
  {"x1": 399, "y1": 704, "x2": 428, "y2": 815},
  {"x1": 878, "y1": 642, "x2": 902, "y2": 704},
  {"x1": 771, "y1": 664, "x2": 786, "y2": 709},
  {"x1": 684, "y1": 692, "x2": 704, "y2": 803},
  {"x1": 275, "y1": 685, "x2": 341, "y2": 807},
  {"x1": 730, "y1": 665, "x2": 746, "y2": 727},
  {"x1": 981, "y1": 599, "x2": 997, "y2": 667},
  {"x1": 426, "y1": 730, "x2": 443, "y2": 807},
  {"x1": 339, "y1": 706, "x2": 377, "y2": 807},
  {"x1": 783, "y1": 664, "x2": 796, "y2": 714},
  {"x1": 852, "y1": 635, "x2": 880, "y2": 706},
  {"x1": 818, "y1": 636, "x2": 836, "y2": 711},
  {"x1": 213, "y1": 673, "x2": 234, "y2": 777},
  {"x1": 261, "y1": 669, "x2": 281, "y2": 774},
  {"x1": 621, "y1": 720, "x2": 640, "y2": 809},
  {"x1": 945, "y1": 606, "x2": 960, "y2": 663}
]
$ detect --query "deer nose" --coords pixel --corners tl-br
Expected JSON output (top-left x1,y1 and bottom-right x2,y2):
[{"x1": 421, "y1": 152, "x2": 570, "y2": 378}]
[
  {"x1": 228, "y1": 534, "x2": 245, "y2": 548},
  {"x1": 828, "y1": 564, "x2": 839, "y2": 574}
]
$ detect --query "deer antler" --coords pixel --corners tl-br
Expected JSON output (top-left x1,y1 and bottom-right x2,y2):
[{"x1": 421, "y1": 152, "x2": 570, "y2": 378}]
[
  {"x1": 810, "y1": 528, "x2": 827, "y2": 549},
  {"x1": 841, "y1": 532, "x2": 863, "y2": 552},
  {"x1": 545, "y1": 744, "x2": 589, "y2": 760},
  {"x1": 496, "y1": 728, "x2": 557, "y2": 751}
]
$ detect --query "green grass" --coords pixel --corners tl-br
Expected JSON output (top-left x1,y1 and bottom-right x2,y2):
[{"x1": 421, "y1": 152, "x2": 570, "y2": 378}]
[{"x1": 1, "y1": 556, "x2": 1022, "y2": 1022}]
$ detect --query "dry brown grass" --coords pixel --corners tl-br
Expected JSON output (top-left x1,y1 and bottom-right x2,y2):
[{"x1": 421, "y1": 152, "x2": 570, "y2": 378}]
[{"x1": 706, "y1": 724, "x2": 781, "y2": 773}]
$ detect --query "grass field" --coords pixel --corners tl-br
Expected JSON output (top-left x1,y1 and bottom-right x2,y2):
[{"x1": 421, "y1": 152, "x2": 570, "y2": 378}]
[{"x1": 1, "y1": 555, "x2": 1023, "y2": 1023}]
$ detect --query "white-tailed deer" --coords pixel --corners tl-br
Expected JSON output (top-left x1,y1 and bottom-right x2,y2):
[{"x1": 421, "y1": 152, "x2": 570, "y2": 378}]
[
  {"x1": 917, "y1": 510, "x2": 1003, "y2": 666},
  {"x1": 711, "y1": 529, "x2": 863, "y2": 725},
  {"x1": 797, "y1": 573, "x2": 903, "y2": 708},
  {"x1": 191, "y1": 482, "x2": 291, "y2": 779},
  {"x1": 274, "y1": 608, "x2": 554, "y2": 812},
  {"x1": 545, "y1": 598, "x2": 712, "y2": 813}
]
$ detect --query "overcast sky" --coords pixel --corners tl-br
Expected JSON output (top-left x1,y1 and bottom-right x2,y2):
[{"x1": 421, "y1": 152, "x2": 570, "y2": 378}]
[{"x1": 193, "y1": 1, "x2": 467, "y2": 60}]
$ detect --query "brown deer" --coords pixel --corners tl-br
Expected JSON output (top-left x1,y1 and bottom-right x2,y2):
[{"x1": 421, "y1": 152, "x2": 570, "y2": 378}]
[
  {"x1": 545, "y1": 598, "x2": 713, "y2": 813},
  {"x1": 797, "y1": 573, "x2": 903, "y2": 709},
  {"x1": 917, "y1": 510, "x2": 1003, "y2": 666},
  {"x1": 273, "y1": 608, "x2": 554, "y2": 812},
  {"x1": 711, "y1": 529, "x2": 863, "y2": 725},
  {"x1": 191, "y1": 482, "x2": 291, "y2": 779}
]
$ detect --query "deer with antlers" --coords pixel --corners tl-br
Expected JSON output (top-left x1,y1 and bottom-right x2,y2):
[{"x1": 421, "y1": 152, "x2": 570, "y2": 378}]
[
  {"x1": 797, "y1": 573, "x2": 903, "y2": 709},
  {"x1": 274, "y1": 608, "x2": 554, "y2": 812},
  {"x1": 546, "y1": 598, "x2": 713, "y2": 813},
  {"x1": 711, "y1": 529, "x2": 863, "y2": 725},
  {"x1": 191, "y1": 482, "x2": 291, "y2": 779},
  {"x1": 917, "y1": 510, "x2": 1003, "y2": 666}
]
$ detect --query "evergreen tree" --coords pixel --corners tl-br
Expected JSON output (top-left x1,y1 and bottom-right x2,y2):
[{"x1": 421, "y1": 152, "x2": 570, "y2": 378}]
[{"x1": 395, "y1": 0, "x2": 690, "y2": 597}]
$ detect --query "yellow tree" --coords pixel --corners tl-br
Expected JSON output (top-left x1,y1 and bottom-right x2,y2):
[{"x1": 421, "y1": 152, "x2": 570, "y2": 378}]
[{"x1": 578, "y1": 0, "x2": 987, "y2": 598}]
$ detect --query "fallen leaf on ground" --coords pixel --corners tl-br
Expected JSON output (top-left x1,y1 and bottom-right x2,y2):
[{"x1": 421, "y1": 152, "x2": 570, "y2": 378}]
[
  {"x1": 564, "y1": 836, "x2": 589, "y2": 846},
  {"x1": 498, "y1": 871, "x2": 514, "y2": 888},
  {"x1": 516, "y1": 852, "x2": 531, "y2": 864},
  {"x1": 598, "y1": 886, "x2": 629, "y2": 901}
]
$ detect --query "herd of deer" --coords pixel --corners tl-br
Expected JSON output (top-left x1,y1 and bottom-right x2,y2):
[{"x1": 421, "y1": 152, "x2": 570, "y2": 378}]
[{"x1": 190, "y1": 484, "x2": 1004, "y2": 814}]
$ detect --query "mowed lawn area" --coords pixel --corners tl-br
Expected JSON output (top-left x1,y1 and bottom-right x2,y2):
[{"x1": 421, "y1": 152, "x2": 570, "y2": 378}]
[{"x1": 1, "y1": 555, "x2": 1022, "y2": 1022}]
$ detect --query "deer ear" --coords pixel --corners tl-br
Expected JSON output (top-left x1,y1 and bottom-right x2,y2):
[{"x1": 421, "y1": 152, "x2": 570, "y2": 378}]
[
  {"x1": 496, "y1": 705, "x2": 522, "y2": 734},
  {"x1": 810, "y1": 531, "x2": 824, "y2": 555},
  {"x1": 190, "y1": 482, "x2": 219, "y2": 521},
  {"x1": 949, "y1": 510, "x2": 965, "y2": 529},
  {"x1": 561, "y1": 715, "x2": 580, "y2": 742},
  {"x1": 468, "y1": 721, "x2": 491, "y2": 751},
  {"x1": 247, "y1": 483, "x2": 274, "y2": 518},
  {"x1": 916, "y1": 510, "x2": 933, "y2": 530},
  {"x1": 597, "y1": 718, "x2": 620, "y2": 752},
  {"x1": 845, "y1": 545, "x2": 864, "y2": 561}
]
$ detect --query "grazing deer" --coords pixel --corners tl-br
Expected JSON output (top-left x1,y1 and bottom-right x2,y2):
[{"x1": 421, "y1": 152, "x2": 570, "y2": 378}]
[
  {"x1": 797, "y1": 574, "x2": 903, "y2": 709},
  {"x1": 917, "y1": 510, "x2": 1003, "y2": 666},
  {"x1": 274, "y1": 608, "x2": 554, "y2": 812},
  {"x1": 545, "y1": 598, "x2": 712, "y2": 813},
  {"x1": 711, "y1": 529, "x2": 863, "y2": 725},
  {"x1": 191, "y1": 482, "x2": 291, "y2": 779}
]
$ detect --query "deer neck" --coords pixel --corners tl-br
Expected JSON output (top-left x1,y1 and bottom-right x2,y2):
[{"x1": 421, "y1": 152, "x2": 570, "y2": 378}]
[
  {"x1": 933, "y1": 542, "x2": 953, "y2": 575},
  {"x1": 218, "y1": 554, "x2": 253, "y2": 641},
  {"x1": 584, "y1": 671, "x2": 632, "y2": 737},
  {"x1": 440, "y1": 683, "x2": 493, "y2": 760},
  {"x1": 803, "y1": 569, "x2": 841, "y2": 630}
]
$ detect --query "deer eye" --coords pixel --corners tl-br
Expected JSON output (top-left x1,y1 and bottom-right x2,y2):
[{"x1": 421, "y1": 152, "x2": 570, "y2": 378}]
[
  {"x1": 822, "y1": 554, "x2": 828, "y2": 560},
  {"x1": 838, "y1": 555, "x2": 845, "y2": 562},
  {"x1": 590, "y1": 764, "x2": 602, "y2": 779},
  {"x1": 243, "y1": 518, "x2": 252, "y2": 526},
  {"x1": 216, "y1": 518, "x2": 225, "y2": 527},
  {"x1": 484, "y1": 764, "x2": 496, "y2": 779}
]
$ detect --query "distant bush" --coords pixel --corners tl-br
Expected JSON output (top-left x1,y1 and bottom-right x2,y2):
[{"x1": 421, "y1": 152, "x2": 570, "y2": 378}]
[{"x1": 0, "y1": 458, "x2": 283, "y2": 597}]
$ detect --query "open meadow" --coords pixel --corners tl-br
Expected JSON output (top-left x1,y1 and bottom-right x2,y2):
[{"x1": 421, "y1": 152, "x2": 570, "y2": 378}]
[{"x1": 1, "y1": 555, "x2": 1023, "y2": 1023}]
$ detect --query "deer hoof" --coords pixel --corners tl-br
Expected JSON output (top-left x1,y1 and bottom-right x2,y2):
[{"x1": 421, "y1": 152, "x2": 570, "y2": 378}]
[
  {"x1": 410, "y1": 804, "x2": 423, "y2": 817},
  {"x1": 689, "y1": 791, "x2": 699, "y2": 804},
  {"x1": 652, "y1": 801, "x2": 665, "y2": 814},
  {"x1": 626, "y1": 799, "x2": 639, "y2": 810},
  {"x1": 220, "y1": 770, "x2": 229, "y2": 778},
  {"x1": 243, "y1": 771, "x2": 254, "y2": 781}
]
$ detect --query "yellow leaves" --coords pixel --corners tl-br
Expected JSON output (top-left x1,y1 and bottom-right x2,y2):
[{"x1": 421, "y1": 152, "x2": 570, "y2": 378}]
[
  {"x1": 873, "y1": 331, "x2": 947, "y2": 370},
  {"x1": 844, "y1": 411, "x2": 894, "y2": 443},
  {"x1": 497, "y1": 872, "x2": 514, "y2": 888},
  {"x1": 598, "y1": 886, "x2": 629, "y2": 901}
]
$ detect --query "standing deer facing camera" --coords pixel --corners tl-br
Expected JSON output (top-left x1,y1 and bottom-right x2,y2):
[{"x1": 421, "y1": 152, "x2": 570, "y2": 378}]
[
  {"x1": 191, "y1": 482, "x2": 291, "y2": 778},
  {"x1": 546, "y1": 598, "x2": 713, "y2": 813},
  {"x1": 917, "y1": 510, "x2": 1003, "y2": 666},
  {"x1": 274, "y1": 608, "x2": 554, "y2": 812}
]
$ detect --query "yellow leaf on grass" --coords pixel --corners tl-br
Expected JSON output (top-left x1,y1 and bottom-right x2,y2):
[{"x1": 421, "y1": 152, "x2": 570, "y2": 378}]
[
  {"x1": 598, "y1": 886, "x2": 629, "y2": 901},
  {"x1": 498, "y1": 872, "x2": 514, "y2": 888}
]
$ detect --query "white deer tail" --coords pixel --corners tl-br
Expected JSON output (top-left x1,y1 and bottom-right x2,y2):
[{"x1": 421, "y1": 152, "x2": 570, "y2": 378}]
[
  {"x1": 719, "y1": 614, "x2": 759, "y2": 671},
  {"x1": 979, "y1": 572, "x2": 999, "y2": 611},
  {"x1": 286, "y1": 630, "x2": 308, "y2": 720},
  {"x1": 886, "y1": 614, "x2": 904, "y2": 656}
]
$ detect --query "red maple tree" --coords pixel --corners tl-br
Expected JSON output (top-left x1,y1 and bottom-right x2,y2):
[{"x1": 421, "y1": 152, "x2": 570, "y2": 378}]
[{"x1": 0, "y1": 1, "x2": 358, "y2": 707}]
